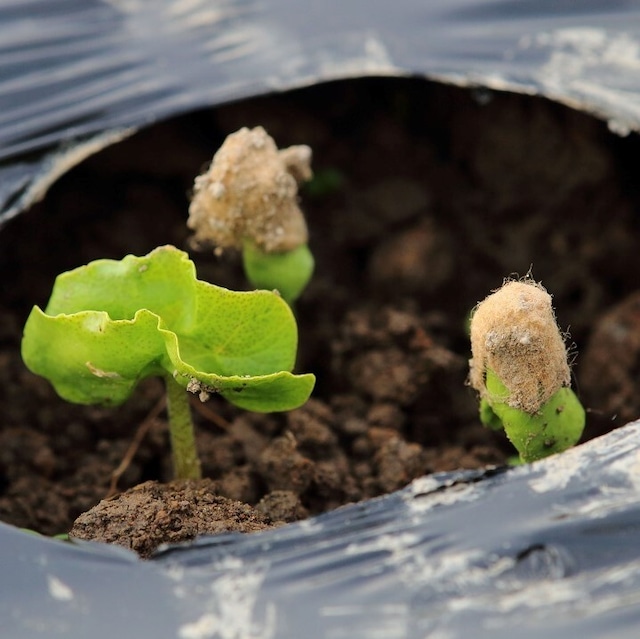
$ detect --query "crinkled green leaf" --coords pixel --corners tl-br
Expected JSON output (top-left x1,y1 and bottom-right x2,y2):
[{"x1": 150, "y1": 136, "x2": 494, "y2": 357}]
[
  {"x1": 22, "y1": 245, "x2": 315, "y2": 411},
  {"x1": 44, "y1": 245, "x2": 197, "y2": 333},
  {"x1": 22, "y1": 308, "x2": 167, "y2": 405}
]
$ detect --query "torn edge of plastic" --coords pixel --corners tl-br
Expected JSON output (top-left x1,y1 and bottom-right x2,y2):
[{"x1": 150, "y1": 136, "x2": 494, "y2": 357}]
[{"x1": 0, "y1": 127, "x2": 137, "y2": 228}]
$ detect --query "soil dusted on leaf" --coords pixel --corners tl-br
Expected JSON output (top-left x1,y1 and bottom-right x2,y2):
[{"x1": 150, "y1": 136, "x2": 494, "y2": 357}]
[{"x1": 2, "y1": 78, "x2": 640, "y2": 554}]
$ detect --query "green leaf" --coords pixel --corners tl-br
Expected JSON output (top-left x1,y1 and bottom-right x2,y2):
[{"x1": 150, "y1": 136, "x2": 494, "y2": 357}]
[
  {"x1": 484, "y1": 368, "x2": 585, "y2": 462},
  {"x1": 303, "y1": 167, "x2": 345, "y2": 198},
  {"x1": 22, "y1": 245, "x2": 314, "y2": 412},
  {"x1": 22, "y1": 308, "x2": 167, "y2": 405},
  {"x1": 44, "y1": 245, "x2": 197, "y2": 333},
  {"x1": 242, "y1": 241, "x2": 314, "y2": 304},
  {"x1": 479, "y1": 397, "x2": 503, "y2": 431},
  {"x1": 178, "y1": 284, "x2": 298, "y2": 375}
]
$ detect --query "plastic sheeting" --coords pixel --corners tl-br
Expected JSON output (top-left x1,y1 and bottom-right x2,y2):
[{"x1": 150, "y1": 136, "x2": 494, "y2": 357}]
[
  {"x1": 3, "y1": 422, "x2": 640, "y2": 638},
  {"x1": 2, "y1": 0, "x2": 640, "y2": 224},
  {"x1": 3, "y1": 1, "x2": 640, "y2": 637}
]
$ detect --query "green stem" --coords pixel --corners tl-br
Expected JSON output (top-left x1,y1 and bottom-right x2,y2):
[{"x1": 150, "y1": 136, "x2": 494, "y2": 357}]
[{"x1": 164, "y1": 375, "x2": 202, "y2": 480}]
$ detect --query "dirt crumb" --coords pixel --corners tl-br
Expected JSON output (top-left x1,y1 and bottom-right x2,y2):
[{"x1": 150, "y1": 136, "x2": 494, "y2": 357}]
[
  {"x1": 256, "y1": 490, "x2": 308, "y2": 522},
  {"x1": 257, "y1": 433, "x2": 315, "y2": 493},
  {"x1": 374, "y1": 436, "x2": 428, "y2": 493},
  {"x1": 581, "y1": 291, "x2": 640, "y2": 424},
  {"x1": 70, "y1": 479, "x2": 276, "y2": 558}
]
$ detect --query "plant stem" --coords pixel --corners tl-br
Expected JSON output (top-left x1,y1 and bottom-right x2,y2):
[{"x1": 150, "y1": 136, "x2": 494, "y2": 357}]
[{"x1": 164, "y1": 375, "x2": 202, "y2": 480}]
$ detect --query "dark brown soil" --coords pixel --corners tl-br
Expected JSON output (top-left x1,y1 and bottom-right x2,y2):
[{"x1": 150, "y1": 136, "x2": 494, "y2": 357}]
[
  {"x1": 70, "y1": 480, "x2": 278, "y2": 558},
  {"x1": 2, "y1": 77, "x2": 640, "y2": 557}
]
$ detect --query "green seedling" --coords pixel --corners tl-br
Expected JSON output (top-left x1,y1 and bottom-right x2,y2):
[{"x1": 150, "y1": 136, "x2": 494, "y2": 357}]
[
  {"x1": 187, "y1": 126, "x2": 314, "y2": 303},
  {"x1": 303, "y1": 167, "x2": 345, "y2": 198},
  {"x1": 242, "y1": 240, "x2": 314, "y2": 305},
  {"x1": 21, "y1": 529, "x2": 69, "y2": 541},
  {"x1": 22, "y1": 245, "x2": 315, "y2": 480},
  {"x1": 469, "y1": 280, "x2": 585, "y2": 463}
]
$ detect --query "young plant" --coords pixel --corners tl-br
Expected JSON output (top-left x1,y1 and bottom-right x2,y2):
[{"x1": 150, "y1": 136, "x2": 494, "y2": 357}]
[
  {"x1": 187, "y1": 126, "x2": 314, "y2": 304},
  {"x1": 469, "y1": 280, "x2": 585, "y2": 463},
  {"x1": 21, "y1": 245, "x2": 315, "y2": 480}
]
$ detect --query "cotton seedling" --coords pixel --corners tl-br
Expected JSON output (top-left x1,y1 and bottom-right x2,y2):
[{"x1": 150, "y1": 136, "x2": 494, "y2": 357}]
[
  {"x1": 22, "y1": 245, "x2": 315, "y2": 479},
  {"x1": 188, "y1": 126, "x2": 314, "y2": 304},
  {"x1": 469, "y1": 279, "x2": 585, "y2": 463}
]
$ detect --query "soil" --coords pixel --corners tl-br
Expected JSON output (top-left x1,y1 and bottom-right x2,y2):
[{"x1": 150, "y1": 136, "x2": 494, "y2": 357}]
[{"x1": 2, "y1": 77, "x2": 640, "y2": 557}]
